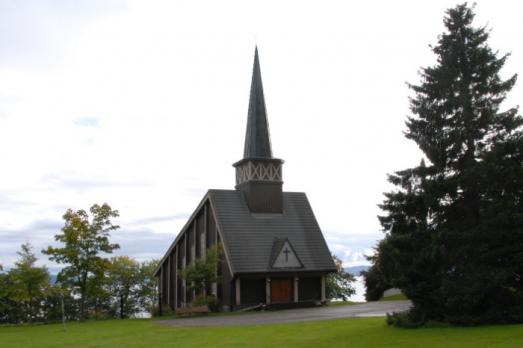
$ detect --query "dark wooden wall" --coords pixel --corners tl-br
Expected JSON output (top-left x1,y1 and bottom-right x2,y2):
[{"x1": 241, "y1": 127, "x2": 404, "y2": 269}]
[
  {"x1": 169, "y1": 249, "x2": 176, "y2": 307},
  {"x1": 298, "y1": 276, "x2": 321, "y2": 301},
  {"x1": 240, "y1": 278, "x2": 266, "y2": 304},
  {"x1": 219, "y1": 235, "x2": 232, "y2": 308},
  {"x1": 237, "y1": 181, "x2": 283, "y2": 213}
]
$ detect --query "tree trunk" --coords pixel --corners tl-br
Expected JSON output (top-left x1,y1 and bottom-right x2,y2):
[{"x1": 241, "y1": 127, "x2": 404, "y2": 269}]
[
  {"x1": 120, "y1": 295, "x2": 124, "y2": 319},
  {"x1": 28, "y1": 287, "x2": 33, "y2": 323},
  {"x1": 79, "y1": 273, "x2": 87, "y2": 321}
]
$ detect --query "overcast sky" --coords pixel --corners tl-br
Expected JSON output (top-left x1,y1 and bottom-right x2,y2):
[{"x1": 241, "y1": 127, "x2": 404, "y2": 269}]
[{"x1": 1, "y1": 0, "x2": 522, "y2": 271}]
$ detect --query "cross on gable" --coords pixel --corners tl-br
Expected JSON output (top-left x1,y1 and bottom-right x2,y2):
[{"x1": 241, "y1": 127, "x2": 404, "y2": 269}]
[{"x1": 283, "y1": 247, "x2": 291, "y2": 262}]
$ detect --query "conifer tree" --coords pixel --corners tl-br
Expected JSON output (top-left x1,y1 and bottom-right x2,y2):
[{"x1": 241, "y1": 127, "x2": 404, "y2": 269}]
[
  {"x1": 374, "y1": 3, "x2": 523, "y2": 325},
  {"x1": 10, "y1": 243, "x2": 50, "y2": 322}
]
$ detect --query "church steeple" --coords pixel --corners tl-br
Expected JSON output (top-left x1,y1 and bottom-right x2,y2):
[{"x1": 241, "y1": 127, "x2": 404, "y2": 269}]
[
  {"x1": 243, "y1": 47, "x2": 273, "y2": 159},
  {"x1": 233, "y1": 48, "x2": 284, "y2": 214}
]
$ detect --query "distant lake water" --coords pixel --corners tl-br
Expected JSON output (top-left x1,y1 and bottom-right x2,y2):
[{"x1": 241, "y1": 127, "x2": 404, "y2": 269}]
[{"x1": 348, "y1": 276, "x2": 366, "y2": 302}]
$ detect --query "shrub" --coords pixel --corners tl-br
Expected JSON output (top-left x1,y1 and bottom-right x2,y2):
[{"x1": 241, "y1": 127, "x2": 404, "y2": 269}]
[
  {"x1": 206, "y1": 296, "x2": 220, "y2": 312},
  {"x1": 192, "y1": 295, "x2": 220, "y2": 312},
  {"x1": 386, "y1": 310, "x2": 425, "y2": 328}
]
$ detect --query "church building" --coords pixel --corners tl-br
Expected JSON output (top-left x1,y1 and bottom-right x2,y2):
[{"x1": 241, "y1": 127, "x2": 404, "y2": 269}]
[{"x1": 154, "y1": 48, "x2": 336, "y2": 312}]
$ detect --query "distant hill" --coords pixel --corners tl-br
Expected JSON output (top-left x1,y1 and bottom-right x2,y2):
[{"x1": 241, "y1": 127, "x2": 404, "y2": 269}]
[{"x1": 344, "y1": 265, "x2": 370, "y2": 276}]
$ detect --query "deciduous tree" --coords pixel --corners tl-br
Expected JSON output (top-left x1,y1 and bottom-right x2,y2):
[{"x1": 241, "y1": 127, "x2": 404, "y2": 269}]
[
  {"x1": 179, "y1": 244, "x2": 222, "y2": 297},
  {"x1": 325, "y1": 254, "x2": 356, "y2": 301},
  {"x1": 136, "y1": 259, "x2": 159, "y2": 315},
  {"x1": 0, "y1": 264, "x2": 13, "y2": 323},
  {"x1": 107, "y1": 256, "x2": 140, "y2": 318},
  {"x1": 43, "y1": 203, "x2": 120, "y2": 321}
]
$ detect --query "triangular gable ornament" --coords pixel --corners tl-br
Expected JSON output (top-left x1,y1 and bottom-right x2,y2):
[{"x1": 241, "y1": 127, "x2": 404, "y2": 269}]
[{"x1": 271, "y1": 239, "x2": 303, "y2": 269}]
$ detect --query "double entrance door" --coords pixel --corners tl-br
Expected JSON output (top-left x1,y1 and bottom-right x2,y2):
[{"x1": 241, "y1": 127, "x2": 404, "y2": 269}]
[{"x1": 271, "y1": 277, "x2": 293, "y2": 303}]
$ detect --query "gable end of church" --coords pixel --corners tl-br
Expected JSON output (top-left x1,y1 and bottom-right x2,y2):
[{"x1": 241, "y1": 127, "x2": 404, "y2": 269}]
[{"x1": 155, "y1": 48, "x2": 336, "y2": 313}]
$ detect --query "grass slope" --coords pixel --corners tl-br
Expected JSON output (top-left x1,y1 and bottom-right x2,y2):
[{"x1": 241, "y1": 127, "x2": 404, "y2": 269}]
[
  {"x1": 381, "y1": 293, "x2": 408, "y2": 301},
  {"x1": 1, "y1": 317, "x2": 523, "y2": 348},
  {"x1": 327, "y1": 300, "x2": 361, "y2": 307}
]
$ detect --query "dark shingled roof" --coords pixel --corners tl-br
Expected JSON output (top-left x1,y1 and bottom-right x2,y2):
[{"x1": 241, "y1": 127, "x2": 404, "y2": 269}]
[
  {"x1": 208, "y1": 189, "x2": 336, "y2": 274},
  {"x1": 243, "y1": 47, "x2": 273, "y2": 159}
]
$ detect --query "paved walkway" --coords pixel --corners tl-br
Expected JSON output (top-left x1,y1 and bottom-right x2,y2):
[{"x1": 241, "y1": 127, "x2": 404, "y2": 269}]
[{"x1": 158, "y1": 300, "x2": 411, "y2": 327}]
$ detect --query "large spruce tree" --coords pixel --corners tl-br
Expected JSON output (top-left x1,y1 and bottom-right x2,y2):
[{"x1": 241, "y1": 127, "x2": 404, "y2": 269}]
[{"x1": 375, "y1": 3, "x2": 523, "y2": 325}]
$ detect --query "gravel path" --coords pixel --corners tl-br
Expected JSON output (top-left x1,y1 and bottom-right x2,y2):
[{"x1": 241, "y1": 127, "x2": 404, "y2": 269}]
[{"x1": 158, "y1": 300, "x2": 411, "y2": 327}]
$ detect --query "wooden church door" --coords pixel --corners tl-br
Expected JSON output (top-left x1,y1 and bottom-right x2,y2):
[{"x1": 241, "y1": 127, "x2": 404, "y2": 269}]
[{"x1": 271, "y1": 278, "x2": 293, "y2": 303}]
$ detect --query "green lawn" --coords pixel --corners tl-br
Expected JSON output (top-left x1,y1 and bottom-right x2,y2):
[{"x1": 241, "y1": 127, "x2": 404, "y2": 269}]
[
  {"x1": 381, "y1": 293, "x2": 408, "y2": 301},
  {"x1": 1, "y1": 316, "x2": 523, "y2": 348},
  {"x1": 327, "y1": 300, "x2": 361, "y2": 307}
]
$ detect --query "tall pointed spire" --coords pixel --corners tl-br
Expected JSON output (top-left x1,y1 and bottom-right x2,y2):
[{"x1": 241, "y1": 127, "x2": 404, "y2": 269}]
[
  {"x1": 233, "y1": 47, "x2": 283, "y2": 213},
  {"x1": 243, "y1": 47, "x2": 273, "y2": 159}
]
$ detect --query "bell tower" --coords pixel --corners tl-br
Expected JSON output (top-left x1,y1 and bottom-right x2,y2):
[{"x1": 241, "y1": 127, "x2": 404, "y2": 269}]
[{"x1": 233, "y1": 48, "x2": 284, "y2": 213}]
